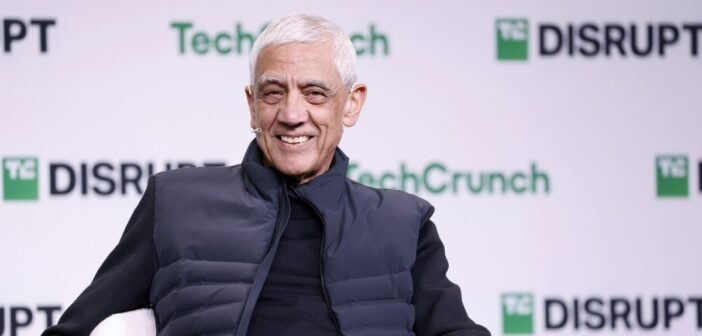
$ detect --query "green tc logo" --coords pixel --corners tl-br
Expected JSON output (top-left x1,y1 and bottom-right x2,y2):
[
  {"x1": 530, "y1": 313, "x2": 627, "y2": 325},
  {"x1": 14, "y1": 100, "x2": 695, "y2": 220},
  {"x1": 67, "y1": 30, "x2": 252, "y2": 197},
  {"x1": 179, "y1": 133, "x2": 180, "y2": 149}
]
[
  {"x1": 656, "y1": 155, "x2": 688, "y2": 197},
  {"x1": 3, "y1": 157, "x2": 39, "y2": 201},
  {"x1": 502, "y1": 293, "x2": 534, "y2": 334},
  {"x1": 496, "y1": 18, "x2": 529, "y2": 61}
]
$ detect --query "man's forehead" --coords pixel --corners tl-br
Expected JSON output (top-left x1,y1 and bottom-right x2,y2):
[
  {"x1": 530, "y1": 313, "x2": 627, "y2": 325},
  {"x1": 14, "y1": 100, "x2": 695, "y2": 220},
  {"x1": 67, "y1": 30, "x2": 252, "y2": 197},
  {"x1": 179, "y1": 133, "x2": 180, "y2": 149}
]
[
  {"x1": 262, "y1": 41, "x2": 334, "y2": 57},
  {"x1": 257, "y1": 42, "x2": 334, "y2": 67},
  {"x1": 254, "y1": 42, "x2": 340, "y2": 86}
]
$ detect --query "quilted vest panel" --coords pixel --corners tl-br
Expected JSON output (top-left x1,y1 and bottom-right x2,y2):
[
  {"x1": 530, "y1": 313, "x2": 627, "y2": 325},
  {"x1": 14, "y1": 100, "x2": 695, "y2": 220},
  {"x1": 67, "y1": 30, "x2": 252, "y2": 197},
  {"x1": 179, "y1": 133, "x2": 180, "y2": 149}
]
[
  {"x1": 151, "y1": 165, "x2": 280, "y2": 336},
  {"x1": 296, "y1": 181, "x2": 430, "y2": 336},
  {"x1": 149, "y1": 154, "x2": 432, "y2": 336}
]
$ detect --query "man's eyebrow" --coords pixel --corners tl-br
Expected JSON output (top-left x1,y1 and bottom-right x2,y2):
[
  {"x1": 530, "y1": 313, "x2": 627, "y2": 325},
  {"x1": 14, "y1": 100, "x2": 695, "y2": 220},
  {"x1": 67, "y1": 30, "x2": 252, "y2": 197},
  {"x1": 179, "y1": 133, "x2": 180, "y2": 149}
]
[
  {"x1": 255, "y1": 75, "x2": 286, "y2": 88},
  {"x1": 300, "y1": 79, "x2": 331, "y2": 91},
  {"x1": 300, "y1": 79, "x2": 332, "y2": 92},
  {"x1": 255, "y1": 76, "x2": 333, "y2": 91}
]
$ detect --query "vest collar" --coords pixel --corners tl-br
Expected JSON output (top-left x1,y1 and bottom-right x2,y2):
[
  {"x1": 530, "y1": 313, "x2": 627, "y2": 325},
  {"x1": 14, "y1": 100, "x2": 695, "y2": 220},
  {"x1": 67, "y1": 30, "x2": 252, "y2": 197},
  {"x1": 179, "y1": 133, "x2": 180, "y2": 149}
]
[{"x1": 241, "y1": 139, "x2": 348, "y2": 211}]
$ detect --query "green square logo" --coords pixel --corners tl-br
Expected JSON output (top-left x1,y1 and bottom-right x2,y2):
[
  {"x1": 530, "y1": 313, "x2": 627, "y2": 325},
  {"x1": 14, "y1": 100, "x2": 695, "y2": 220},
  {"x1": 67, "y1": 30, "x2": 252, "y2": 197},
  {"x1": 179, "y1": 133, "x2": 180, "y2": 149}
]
[
  {"x1": 3, "y1": 157, "x2": 39, "y2": 201},
  {"x1": 502, "y1": 293, "x2": 534, "y2": 334},
  {"x1": 656, "y1": 155, "x2": 688, "y2": 197},
  {"x1": 496, "y1": 18, "x2": 529, "y2": 61}
]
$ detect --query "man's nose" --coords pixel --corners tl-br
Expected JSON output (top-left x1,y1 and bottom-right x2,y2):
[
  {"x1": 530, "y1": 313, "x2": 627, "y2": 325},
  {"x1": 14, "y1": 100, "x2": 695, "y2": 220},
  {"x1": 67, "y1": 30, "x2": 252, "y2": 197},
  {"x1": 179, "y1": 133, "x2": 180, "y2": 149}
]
[{"x1": 277, "y1": 91, "x2": 308, "y2": 126}]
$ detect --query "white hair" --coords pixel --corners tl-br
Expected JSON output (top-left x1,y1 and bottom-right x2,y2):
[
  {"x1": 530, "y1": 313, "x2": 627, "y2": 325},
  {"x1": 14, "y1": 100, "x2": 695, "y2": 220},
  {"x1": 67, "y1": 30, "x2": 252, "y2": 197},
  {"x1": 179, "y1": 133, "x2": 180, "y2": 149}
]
[{"x1": 249, "y1": 13, "x2": 357, "y2": 89}]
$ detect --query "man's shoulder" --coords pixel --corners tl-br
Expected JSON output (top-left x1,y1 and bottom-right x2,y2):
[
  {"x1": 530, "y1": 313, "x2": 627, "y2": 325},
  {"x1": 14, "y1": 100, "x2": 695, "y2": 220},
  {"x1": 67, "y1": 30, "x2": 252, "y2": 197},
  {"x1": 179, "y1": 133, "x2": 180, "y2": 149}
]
[
  {"x1": 155, "y1": 164, "x2": 241, "y2": 178},
  {"x1": 345, "y1": 177, "x2": 434, "y2": 217},
  {"x1": 152, "y1": 164, "x2": 243, "y2": 187}
]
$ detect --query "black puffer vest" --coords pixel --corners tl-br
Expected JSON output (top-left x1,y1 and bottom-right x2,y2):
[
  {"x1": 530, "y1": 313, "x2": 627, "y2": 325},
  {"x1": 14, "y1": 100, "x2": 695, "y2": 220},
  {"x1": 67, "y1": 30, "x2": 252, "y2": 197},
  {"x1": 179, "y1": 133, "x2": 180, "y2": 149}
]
[{"x1": 149, "y1": 141, "x2": 433, "y2": 336}]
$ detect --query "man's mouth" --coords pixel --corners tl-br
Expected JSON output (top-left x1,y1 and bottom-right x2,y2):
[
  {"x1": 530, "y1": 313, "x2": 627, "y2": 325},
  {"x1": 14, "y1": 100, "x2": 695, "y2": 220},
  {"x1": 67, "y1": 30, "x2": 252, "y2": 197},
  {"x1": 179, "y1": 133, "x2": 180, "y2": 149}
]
[{"x1": 279, "y1": 135, "x2": 311, "y2": 144}]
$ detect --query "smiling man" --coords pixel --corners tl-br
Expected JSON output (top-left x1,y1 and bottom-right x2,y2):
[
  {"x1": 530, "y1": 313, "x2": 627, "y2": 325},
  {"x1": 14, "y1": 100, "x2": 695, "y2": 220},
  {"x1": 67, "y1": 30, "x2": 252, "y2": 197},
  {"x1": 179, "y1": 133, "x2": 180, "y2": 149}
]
[
  {"x1": 43, "y1": 13, "x2": 489, "y2": 336},
  {"x1": 246, "y1": 39, "x2": 363, "y2": 184}
]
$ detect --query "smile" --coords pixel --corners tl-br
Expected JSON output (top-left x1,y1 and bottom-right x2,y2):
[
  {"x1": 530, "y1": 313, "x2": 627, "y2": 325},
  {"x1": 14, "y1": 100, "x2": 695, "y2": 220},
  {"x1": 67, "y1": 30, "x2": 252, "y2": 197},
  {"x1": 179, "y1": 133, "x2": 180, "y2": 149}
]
[{"x1": 279, "y1": 135, "x2": 311, "y2": 144}]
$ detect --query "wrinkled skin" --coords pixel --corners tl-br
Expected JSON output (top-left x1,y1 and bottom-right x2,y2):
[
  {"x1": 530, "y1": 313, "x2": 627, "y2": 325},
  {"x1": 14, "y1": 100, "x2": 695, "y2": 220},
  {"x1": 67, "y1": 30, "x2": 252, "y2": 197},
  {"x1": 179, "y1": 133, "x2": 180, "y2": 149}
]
[{"x1": 246, "y1": 42, "x2": 367, "y2": 184}]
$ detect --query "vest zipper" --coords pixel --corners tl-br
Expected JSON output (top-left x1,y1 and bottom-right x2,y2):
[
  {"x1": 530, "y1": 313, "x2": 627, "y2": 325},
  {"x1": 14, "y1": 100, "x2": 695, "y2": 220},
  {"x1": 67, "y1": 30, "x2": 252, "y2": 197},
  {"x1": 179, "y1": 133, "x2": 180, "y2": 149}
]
[
  {"x1": 235, "y1": 182, "x2": 291, "y2": 336},
  {"x1": 292, "y1": 193, "x2": 343, "y2": 335},
  {"x1": 319, "y1": 223, "x2": 343, "y2": 335}
]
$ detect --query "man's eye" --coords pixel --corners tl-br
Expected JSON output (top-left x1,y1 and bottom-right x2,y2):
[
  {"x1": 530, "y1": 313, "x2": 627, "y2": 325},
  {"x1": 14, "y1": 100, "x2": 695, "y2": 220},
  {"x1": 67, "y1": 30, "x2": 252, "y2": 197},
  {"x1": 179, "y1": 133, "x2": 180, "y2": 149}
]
[
  {"x1": 259, "y1": 90, "x2": 285, "y2": 104},
  {"x1": 263, "y1": 90, "x2": 284, "y2": 97},
  {"x1": 305, "y1": 90, "x2": 328, "y2": 103}
]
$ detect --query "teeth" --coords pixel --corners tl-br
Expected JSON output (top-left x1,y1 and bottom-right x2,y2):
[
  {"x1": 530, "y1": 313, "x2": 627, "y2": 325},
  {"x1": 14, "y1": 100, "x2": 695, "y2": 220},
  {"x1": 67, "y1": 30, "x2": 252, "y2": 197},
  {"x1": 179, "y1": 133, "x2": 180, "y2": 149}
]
[{"x1": 280, "y1": 135, "x2": 310, "y2": 144}]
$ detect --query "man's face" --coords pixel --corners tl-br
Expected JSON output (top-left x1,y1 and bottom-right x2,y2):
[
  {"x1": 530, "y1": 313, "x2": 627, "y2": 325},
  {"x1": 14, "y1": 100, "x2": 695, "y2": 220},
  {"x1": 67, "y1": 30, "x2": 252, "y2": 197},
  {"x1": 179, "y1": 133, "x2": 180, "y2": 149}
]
[{"x1": 247, "y1": 42, "x2": 366, "y2": 184}]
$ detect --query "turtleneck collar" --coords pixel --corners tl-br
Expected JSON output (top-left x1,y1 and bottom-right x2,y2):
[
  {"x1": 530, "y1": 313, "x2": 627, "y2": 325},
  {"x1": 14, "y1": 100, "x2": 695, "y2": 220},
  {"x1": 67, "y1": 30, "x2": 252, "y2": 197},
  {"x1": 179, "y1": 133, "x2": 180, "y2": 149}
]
[{"x1": 241, "y1": 139, "x2": 349, "y2": 211}]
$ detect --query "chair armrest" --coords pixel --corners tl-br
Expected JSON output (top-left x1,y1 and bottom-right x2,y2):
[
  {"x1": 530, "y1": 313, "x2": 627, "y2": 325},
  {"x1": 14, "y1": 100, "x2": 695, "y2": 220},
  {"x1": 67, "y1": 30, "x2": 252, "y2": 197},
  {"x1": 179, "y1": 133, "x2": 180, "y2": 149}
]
[{"x1": 90, "y1": 308, "x2": 156, "y2": 336}]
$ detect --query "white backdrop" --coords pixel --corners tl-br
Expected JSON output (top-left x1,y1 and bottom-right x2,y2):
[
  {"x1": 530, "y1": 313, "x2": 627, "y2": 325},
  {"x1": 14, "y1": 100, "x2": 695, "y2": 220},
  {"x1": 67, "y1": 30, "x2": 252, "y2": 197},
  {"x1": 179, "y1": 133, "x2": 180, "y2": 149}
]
[{"x1": 1, "y1": 1, "x2": 701, "y2": 335}]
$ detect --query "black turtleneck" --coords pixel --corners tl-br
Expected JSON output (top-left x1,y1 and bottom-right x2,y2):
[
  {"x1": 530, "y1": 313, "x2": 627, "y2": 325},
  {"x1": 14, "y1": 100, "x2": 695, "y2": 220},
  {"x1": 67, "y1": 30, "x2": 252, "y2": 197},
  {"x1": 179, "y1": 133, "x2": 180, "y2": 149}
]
[{"x1": 246, "y1": 189, "x2": 338, "y2": 335}]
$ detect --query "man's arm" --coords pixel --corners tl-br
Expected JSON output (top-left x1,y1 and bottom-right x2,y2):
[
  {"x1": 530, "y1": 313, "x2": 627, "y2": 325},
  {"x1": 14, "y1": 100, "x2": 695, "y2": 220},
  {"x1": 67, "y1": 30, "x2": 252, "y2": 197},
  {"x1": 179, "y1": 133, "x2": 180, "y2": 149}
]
[
  {"x1": 412, "y1": 218, "x2": 491, "y2": 336},
  {"x1": 42, "y1": 177, "x2": 158, "y2": 336}
]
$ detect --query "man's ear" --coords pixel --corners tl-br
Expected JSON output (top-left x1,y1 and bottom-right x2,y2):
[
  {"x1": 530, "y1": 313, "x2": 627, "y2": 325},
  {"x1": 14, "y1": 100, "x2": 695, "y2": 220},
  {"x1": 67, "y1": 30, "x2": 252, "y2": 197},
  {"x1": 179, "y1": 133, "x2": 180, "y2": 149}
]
[
  {"x1": 342, "y1": 83, "x2": 367, "y2": 127},
  {"x1": 245, "y1": 86, "x2": 256, "y2": 129}
]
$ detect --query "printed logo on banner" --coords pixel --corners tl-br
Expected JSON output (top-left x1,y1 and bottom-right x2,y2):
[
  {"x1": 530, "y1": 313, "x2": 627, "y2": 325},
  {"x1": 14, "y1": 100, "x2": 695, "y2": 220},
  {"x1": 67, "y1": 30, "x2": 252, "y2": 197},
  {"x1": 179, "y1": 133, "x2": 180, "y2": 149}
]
[
  {"x1": 1, "y1": 158, "x2": 227, "y2": 201},
  {"x1": 656, "y1": 155, "x2": 689, "y2": 197},
  {"x1": 502, "y1": 293, "x2": 534, "y2": 334},
  {"x1": 171, "y1": 21, "x2": 389, "y2": 57},
  {"x1": 0, "y1": 304, "x2": 62, "y2": 336},
  {"x1": 348, "y1": 161, "x2": 550, "y2": 196},
  {"x1": 500, "y1": 292, "x2": 702, "y2": 333},
  {"x1": 496, "y1": 18, "x2": 529, "y2": 61},
  {"x1": 1, "y1": 18, "x2": 57, "y2": 53},
  {"x1": 494, "y1": 18, "x2": 702, "y2": 60},
  {"x1": 3, "y1": 157, "x2": 39, "y2": 201}
]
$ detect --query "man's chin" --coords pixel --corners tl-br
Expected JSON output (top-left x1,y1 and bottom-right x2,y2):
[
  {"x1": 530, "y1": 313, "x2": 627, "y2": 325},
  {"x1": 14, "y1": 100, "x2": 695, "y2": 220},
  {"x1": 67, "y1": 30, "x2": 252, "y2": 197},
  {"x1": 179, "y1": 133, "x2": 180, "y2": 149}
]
[{"x1": 271, "y1": 160, "x2": 315, "y2": 180}]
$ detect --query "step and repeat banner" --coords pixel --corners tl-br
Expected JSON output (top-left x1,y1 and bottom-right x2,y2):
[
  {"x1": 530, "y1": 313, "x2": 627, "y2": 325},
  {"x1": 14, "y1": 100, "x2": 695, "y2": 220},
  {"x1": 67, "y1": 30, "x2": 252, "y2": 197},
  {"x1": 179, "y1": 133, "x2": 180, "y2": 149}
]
[{"x1": 1, "y1": 1, "x2": 701, "y2": 335}]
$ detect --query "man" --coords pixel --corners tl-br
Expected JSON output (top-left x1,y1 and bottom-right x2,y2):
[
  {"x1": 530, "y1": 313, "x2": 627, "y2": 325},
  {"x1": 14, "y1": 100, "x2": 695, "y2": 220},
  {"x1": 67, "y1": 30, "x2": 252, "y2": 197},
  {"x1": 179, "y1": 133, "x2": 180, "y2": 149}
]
[{"x1": 43, "y1": 13, "x2": 489, "y2": 336}]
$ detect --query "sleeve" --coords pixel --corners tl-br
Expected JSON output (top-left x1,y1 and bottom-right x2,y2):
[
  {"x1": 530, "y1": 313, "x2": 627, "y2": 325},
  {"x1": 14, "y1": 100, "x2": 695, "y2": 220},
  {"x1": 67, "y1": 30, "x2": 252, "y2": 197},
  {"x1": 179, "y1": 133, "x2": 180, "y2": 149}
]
[
  {"x1": 42, "y1": 177, "x2": 159, "y2": 336},
  {"x1": 412, "y1": 217, "x2": 491, "y2": 336}
]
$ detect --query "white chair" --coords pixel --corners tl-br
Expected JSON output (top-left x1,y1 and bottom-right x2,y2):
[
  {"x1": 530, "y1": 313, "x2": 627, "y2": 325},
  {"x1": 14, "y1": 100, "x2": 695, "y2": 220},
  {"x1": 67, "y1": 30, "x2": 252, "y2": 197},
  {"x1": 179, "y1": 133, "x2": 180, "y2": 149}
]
[{"x1": 90, "y1": 308, "x2": 157, "y2": 336}]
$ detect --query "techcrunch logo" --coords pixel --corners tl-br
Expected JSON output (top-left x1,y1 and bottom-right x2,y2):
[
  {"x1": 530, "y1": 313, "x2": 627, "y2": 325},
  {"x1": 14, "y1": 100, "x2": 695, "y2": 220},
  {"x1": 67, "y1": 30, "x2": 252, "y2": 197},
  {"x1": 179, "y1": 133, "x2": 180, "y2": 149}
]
[
  {"x1": 502, "y1": 292, "x2": 702, "y2": 334},
  {"x1": 2, "y1": 157, "x2": 226, "y2": 201},
  {"x1": 348, "y1": 162, "x2": 550, "y2": 195},
  {"x1": 656, "y1": 155, "x2": 702, "y2": 198},
  {"x1": 503, "y1": 293, "x2": 534, "y2": 334},
  {"x1": 496, "y1": 19, "x2": 529, "y2": 60},
  {"x1": 3, "y1": 157, "x2": 38, "y2": 200},
  {"x1": 496, "y1": 18, "x2": 702, "y2": 61},
  {"x1": 171, "y1": 21, "x2": 389, "y2": 57}
]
